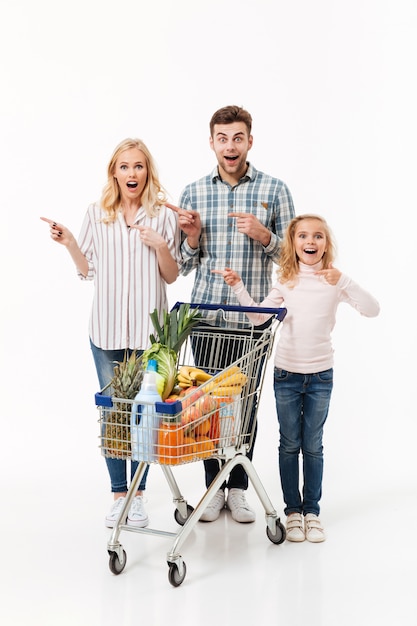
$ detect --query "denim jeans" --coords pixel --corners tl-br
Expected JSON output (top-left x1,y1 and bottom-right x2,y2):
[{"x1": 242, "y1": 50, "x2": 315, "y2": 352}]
[
  {"x1": 90, "y1": 340, "x2": 149, "y2": 493},
  {"x1": 273, "y1": 367, "x2": 333, "y2": 516}
]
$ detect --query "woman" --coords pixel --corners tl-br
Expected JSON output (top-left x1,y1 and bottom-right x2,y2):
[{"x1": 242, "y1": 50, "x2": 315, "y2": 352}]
[{"x1": 41, "y1": 138, "x2": 181, "y2": 528}]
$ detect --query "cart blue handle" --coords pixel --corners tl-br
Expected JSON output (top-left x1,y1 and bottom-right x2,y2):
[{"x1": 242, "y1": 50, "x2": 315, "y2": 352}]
[{"x1": 172, "y1": 301, "x2": 287, "y2": 322}]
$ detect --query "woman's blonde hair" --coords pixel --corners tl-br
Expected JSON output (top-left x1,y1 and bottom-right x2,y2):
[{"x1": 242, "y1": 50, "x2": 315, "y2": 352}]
[
  {"x1": 100, "y1": 138, "x2": 167, "y2": 223},
  {"x1": 278, "y1": 214, "x2": 336, "y2": 285}
]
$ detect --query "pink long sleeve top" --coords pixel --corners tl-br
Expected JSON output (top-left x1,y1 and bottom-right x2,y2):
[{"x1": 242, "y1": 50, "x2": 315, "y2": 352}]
[{"x1": 231, "y1": 261, "x2": 380, "y2": 374}]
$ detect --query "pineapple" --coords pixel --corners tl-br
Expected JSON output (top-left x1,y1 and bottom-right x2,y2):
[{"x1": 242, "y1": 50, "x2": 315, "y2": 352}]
[{"x1": 103, "y1": 351, "x2": 144, "y2": 458}]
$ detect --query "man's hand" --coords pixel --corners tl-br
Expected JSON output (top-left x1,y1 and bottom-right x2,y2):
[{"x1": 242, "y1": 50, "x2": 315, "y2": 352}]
[{"x1": 228, "y1": 212, "x2": 271, "y2": 246}]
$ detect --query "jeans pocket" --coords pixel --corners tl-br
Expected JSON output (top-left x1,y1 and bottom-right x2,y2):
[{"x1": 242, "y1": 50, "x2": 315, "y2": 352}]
[
  {"x1": 317, "y1": 368, "x2": 333, "y2": 383},
  {"x1": 274, "y1": 367, "x2": 289, "y2": 381}
]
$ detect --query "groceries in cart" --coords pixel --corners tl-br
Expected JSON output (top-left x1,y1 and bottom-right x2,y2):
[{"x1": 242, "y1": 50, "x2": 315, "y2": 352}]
[
  {"x1": 98, "y1": 360, "x2": 248, "y2": 465},
  {"x1": 97, "y1": 303, "x2": 249, "y2": 465}
]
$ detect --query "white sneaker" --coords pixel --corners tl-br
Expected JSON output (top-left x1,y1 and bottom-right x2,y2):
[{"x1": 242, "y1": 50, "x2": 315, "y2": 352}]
[
  {"x1": 105, "y1": 496, "x2": 126, "y2": 528},
  {"x1": 199, "y1": 489, "x2": 226, "y2": 522},
  {"x1": 127, "y1": 496, "x2": 149, "y2": 528},
  {"x1": 226, "y1": 488, "x2": 256, "y2": 523},
  {"x1": 285, "y1": 512, "x2": 305, "y2": 542},
  {"x1": 304, "y1": 513, "x2": 326, "y2": 542}
]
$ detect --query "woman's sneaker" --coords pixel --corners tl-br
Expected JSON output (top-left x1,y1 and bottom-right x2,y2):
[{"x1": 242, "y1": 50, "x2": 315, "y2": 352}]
[
  {"x1": 127, "y1": 496, "x2": 149, "y2": 528},
  {"x1": 105, "y1": 496, "x2": 126, "y2": 528},
  {"x1": 285, "y1": 512, "x2": 305, "y2": 542},
  {"x1": 304, "y1": 513, "x2": 326, "y2": 542}
]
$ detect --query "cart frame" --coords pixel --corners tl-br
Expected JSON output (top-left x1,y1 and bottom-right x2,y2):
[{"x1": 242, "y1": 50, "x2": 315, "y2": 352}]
[{"x1": 96, "y1": 303, "x2": 287, "y2": 586}]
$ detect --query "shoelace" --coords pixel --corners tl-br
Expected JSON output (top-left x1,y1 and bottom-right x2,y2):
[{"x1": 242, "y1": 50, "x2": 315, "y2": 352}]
[
  {"x1": 129, "y1": 497, "x2": 146, "y2": 517},
  {"x1": 228, "y1": 492, "x2": 250, "y2": 511},
  {"x1": 109, "y1": 497, "x2": 125, "y2": 516},
  {"x1": 207, "y1": 492, "x2": 225, "y2": 509}
]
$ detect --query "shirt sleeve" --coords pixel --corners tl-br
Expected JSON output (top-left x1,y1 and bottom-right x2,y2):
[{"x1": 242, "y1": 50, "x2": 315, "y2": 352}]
[
  {"x1": 178, "y1": 187, "x2": 200, "y2": 276},
  {"x1": 264, "y1": 182, "x2": 295, "y2": 260},
  {"x1": 337, "y1": 274, "x2": 380, "y2": 317},
  {"x1": 164, "y1": 206, "x2": 182, "y2": 268},
  {"x1": 77, "y1": 206, "x2": 95, "y2": 281},
  {"x1": 232, "y1": 280, "x2": 284, "y2": 325}
]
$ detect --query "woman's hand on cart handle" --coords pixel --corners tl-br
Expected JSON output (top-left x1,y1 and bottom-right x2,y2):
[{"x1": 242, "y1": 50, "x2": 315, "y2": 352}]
[{"x1": 211, "y1": 268, "x2": 241, "y2": 287}]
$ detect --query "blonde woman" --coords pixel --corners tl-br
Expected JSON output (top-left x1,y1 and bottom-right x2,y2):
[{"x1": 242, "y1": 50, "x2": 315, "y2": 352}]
[{"x1": 41, "y1": 138, "x2": 181, "y2": 528}]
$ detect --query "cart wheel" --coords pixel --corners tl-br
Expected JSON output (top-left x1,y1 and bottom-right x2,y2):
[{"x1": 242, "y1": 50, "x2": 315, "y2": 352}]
[
  {"x1": 108, "y1": 549, "x2": 127, "y2": 575},
  {"x1": 168, "y1": 561, "x2": 187, "y2": 587},
  {"x1": 174, "y1": 504, "x2": 194, "y2": 526},
  {"x1": 266, "y1": 520, "x2": 286, "y2": 545}
]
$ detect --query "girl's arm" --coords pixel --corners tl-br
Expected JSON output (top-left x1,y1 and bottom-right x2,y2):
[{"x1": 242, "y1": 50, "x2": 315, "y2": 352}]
[
  {"x1": 337, "y1": 274, "x2": 380, "y2": 317},
  {"x1": 212, "y1": 268, "x2": 284, "y2": 325}
]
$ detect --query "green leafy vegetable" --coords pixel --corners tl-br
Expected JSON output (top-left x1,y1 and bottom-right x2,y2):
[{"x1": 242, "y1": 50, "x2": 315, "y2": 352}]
[{"x1": 143, "y1": 304, "x2": 201, "y2": 400}]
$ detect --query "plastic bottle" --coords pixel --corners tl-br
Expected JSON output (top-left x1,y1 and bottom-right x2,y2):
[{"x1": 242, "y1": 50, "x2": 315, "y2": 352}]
[
  {"x1": 157, "y1": 414, "x2": 184, "y2": 465},
  {"x1": 130, "y1": 359, "x2": 162, "y2": 462}
]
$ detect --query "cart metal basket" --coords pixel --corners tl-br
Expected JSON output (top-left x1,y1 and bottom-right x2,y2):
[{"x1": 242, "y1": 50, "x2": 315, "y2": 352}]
[{"x1": 96, "y1": 303, "x2": 287, "y2": 586}]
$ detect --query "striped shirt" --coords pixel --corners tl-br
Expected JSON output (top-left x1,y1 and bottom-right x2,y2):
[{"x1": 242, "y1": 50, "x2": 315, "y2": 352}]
[
  {"x1": 179, "y1": 163, "x2": 295, "y2": 322},
  {"x1": 77, "y1": 202, "x2": 181, "y2": 350}
]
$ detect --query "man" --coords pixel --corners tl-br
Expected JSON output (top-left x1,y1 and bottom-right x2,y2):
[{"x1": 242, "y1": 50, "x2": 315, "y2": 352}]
[{"x1": 168, "y1": 105, "x2": 295, "y2": 523}]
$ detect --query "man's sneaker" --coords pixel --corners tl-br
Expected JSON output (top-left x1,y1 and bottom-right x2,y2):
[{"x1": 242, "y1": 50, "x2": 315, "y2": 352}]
[
  {"x1": 285, "y1": 512, "x2": 305, "y2": 542},
  {"x1": 127, "y1": 496, "x2": 149, "y2": 528},
  {"x1": 226, "y1": 488, "x2": 256, "y2": 523},
  {"x1": 199, "y1": 489, "x2": 226, "y2": 522},
  {"x1": 304, "y1": 513, "x2": 326, "y2": 542},
  {"x1": 105, "y1": 496, "x2": 126, "y2": 528}
]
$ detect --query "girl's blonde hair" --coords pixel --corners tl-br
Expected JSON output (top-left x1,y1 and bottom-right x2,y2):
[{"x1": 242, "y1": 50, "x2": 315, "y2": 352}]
[
  {"x1": 278, "y1": 214, "x2": 336, "y2": 285},
  {"x1": 100, "y1": 138, "x2": 167, "y2": 223}
]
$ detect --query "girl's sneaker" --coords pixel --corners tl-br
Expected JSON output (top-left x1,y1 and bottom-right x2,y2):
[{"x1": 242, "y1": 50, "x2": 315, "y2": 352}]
[
  {"x1": 304, "y1": 513, "x2": 326, "y2": 542},
  {"x1": 285, "y1": 512, "x2": 305, "y2": 542}
]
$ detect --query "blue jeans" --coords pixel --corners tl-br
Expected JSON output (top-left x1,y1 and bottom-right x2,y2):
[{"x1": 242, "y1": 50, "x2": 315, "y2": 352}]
[
  {"x1": 90, "y1": 340, "x2": 149, "y2": 493},
  {"x1": 273, "y1": 367, "x2": 333, "y2": 516}
]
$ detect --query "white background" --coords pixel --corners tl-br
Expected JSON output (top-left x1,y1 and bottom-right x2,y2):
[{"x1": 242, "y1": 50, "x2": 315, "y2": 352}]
[{"x1": 0, "y1": 1, "x2": 416, "y2": 624}]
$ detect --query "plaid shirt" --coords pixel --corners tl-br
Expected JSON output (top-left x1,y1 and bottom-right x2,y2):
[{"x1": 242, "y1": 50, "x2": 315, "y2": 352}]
[{"x1": 179, "y1": 163, "x2": 295, "y2": 322}]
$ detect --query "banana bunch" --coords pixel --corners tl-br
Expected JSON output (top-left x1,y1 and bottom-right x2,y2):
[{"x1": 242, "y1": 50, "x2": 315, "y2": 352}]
[
  {"x1": 177, "y1": 365, "x2": 213, "y2": 388},
  {"x1": 204, "y1": 366, "x2": 248, "y2": 397}
]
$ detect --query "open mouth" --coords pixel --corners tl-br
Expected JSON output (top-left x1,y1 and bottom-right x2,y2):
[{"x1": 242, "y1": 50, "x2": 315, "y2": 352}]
[
  {"x1": 304, "y1": 248, "x2": 317, "y2": 255},
  {"x1": 225, "y1": 156, "x2": 238, "y2": 162},
  {"x1": 127, "y1": 182, "x2": 138, "y2": 189}
]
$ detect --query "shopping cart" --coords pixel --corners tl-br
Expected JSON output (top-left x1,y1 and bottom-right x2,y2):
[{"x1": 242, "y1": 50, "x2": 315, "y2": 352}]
[{"x1": 96, "y1": 303, "x2": 287, "y2": 586}]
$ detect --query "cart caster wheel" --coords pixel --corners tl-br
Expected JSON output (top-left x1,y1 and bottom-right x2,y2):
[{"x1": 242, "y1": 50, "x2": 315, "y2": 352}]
[
  {"x1": 266, "y1": 520, "x2": 286, "y2": 545},
  {"x1": 108, "y1": 549, "x2": 127, "y2": 575},
  {"x1": 168, "y1": 561, "x2": 187, "y2": 587},
  {"x1": 174, "y1": 504, "x2": 194, "y2": 526}
]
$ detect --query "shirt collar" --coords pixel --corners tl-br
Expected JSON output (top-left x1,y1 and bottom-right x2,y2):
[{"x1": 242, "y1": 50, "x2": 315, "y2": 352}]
[{"x1": 211, "y1": 162, "x2": 256, "y2": 184}]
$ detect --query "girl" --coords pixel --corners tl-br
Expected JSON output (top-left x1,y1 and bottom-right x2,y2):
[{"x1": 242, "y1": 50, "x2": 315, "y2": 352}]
[
  {"x1": 41, "y1": 138, "x2": 181, "y2": 529},
  {"x1": 213, "y1": 214, "x2": 380, "y2": 542}
]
